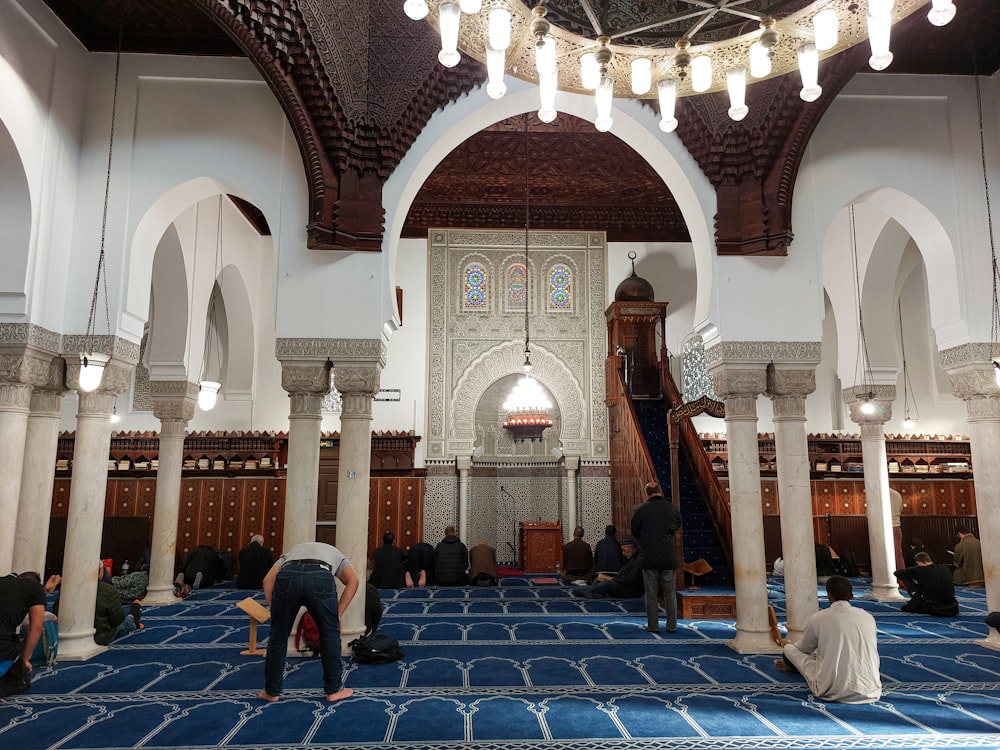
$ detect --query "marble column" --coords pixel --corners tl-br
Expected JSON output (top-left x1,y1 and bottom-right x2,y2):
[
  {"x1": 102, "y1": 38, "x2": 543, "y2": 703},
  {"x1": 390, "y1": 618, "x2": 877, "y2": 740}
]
[
  {"x1": 59, "y1": 358, "x2": 133, "y2": 661},
  {"x1": 144, "y1": 381, "x2": 198, "y2": 606},
  {"x1": 710, "y1": 358, "x2": 776, "y2": 653},
  {"x1": 457, "y1": 455, "x2": 471, "y2": 543},
  {"x1": 0, "y1": 381, "x2": 33, "y2": 573},
  {"x1": 767, "y1": 364, "x2": 819, "y2": 641},
  {"x1": 565, "y1": 456, "x2": 580, "y2": 536},
  {"x1": 12, "y1": 390, "x2": 65, "y2": 576},
  {"x1": 942, "y1": 345, "x2": 1000, "y2": 649},
  {"x1": 280, "y1": 362, "x2": 331, "y2": 550},
  {"x1": 845, "y1": 385, "x2": 904, "y2": 602},
  {"x1": 334, "y1": 361, "x2": 382, "y2": 646}
]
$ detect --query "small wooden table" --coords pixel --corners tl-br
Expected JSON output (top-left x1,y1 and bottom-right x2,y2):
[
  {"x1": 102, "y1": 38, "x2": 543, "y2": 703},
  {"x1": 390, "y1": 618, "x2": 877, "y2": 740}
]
[{"x1": 519, "y1": 522, "x2": 562, "y2": 573}]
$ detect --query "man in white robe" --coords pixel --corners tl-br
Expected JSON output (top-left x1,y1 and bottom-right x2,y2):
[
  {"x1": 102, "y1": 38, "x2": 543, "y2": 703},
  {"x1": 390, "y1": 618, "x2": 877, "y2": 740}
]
[{"x1": 774, "y1": 575, "x2": 881, "y2": 704}]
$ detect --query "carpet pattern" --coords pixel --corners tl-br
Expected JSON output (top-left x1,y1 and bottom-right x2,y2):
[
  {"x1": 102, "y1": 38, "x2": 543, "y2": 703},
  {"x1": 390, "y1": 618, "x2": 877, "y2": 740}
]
[{"x1": 1, "y1": 579, "x2": 998, "y2": 749}]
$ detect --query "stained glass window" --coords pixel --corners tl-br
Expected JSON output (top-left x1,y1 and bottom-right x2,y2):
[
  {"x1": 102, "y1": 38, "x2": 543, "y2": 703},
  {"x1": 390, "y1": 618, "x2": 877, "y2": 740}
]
[
  {"x1": 549, "y1": 264, "x2": 572, "y2": 310},
  {"x1": 464, "y1": 262, "x2": 487, "y2": 309},
  {"x1": 507, "y1": 263, "x2": 526, "y2": 309}
]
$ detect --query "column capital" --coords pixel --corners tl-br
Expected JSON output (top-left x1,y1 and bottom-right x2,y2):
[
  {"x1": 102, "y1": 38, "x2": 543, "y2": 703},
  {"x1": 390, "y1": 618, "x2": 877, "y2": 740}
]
[
  {"x1": 456, "y1": 455, "x2": 472, "y2": 472},
  {"x1": 564, "y1": 455, "x2": 581, "y2": 471},
  {"x1": 29, "y1": 389, "x2": 64, "y2": 415},
  {"x1": 766, "y1": 363, "x2": 817, "y2": 398},
  {"x1": 0, "y1": 382, "x2": 32, "y2": 411},
  {"x1": 843, "y1": 384, "x2": 895, "y2": 425},
  {"x1": 65, "y1": 356, "x2": 135, "y2": 396},
  {"x1": 0, "y1": 344, "x2": 66, "y2": 392},
  {"x1": 150, "y1": 380, "x2": 199, "y2": 423},
  {"x1": 709, "y1": 365, "x2": 767, "y2": 401},
  {"x1": 280, "y1": 362, "x2": 332, "y2": 397}
]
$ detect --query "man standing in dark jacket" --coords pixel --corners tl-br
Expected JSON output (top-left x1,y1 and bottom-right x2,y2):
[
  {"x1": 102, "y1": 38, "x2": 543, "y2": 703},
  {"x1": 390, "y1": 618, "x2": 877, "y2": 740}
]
[
  {"x1": 631, "y1": 481, "x2": 682, "y2": 633},
  {"x1": 434, "y1": 526, "x2": 469, "y2": 585}
]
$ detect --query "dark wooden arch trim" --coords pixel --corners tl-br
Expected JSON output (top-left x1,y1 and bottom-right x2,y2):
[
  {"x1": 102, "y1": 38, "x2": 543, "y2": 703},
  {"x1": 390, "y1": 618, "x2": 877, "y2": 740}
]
[{"x1": 671, "y1": 395, "x2": 726, "y2": 421}]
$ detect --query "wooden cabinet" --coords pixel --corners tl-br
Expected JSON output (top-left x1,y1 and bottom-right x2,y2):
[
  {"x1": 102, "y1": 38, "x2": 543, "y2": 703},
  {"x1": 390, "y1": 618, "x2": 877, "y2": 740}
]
[{"x1": 519, "y1": 522, "x2": 562, "y2": 573}]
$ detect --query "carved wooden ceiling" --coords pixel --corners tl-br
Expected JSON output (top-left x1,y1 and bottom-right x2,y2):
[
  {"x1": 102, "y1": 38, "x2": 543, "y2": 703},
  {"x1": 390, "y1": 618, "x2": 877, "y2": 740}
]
[{"x1": 40, "y1": 0, "x2": 1000, "y2": 248}]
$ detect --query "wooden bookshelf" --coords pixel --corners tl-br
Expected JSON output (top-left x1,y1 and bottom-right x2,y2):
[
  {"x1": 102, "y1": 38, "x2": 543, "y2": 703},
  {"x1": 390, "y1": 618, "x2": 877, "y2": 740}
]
[{"x1": 700, "y1": 433, "x2": 973, "y2": 479}]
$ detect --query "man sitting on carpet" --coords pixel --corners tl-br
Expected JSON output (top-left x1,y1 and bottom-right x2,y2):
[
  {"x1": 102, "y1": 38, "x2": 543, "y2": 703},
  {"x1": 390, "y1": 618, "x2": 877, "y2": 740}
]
[
  {"x1": 894, "y1": 552, "x2": 959, "y2": 616},
  {"x1": 593, "y1": 525, "x2": 623, "y2": 575},
  {"x1": 369, "y1": 531, "x2": 407, "y2": 589},
  {"x1": 434, "y1": 526, "x2": 470, "y2": 586},
  {"x1": 571, "y1": 538, "x2": 642, "y2": 599},
  {"x1": 774, "y1": 575, "x2": 882, "y2": 704},
  {"x1": 237, "y1": 534, "x2": 274, "y2": 590},
  {"x1": 95, "y1": 568, "x2": 143, "y2": 645},
  {"x1": 405, "y1": 540, "x2": 435, "y2": 589},
  {"x1": 259, "y1": 541, "x2": 359, "y2": 703},
  {"x1": 469, "y1": 540, "x2": 498, "y2": 586},
  {"x1": 561, "y1": 526, "x2": 595, "y2": 584},
  {"x1": 0, "y1": 572, "x2": 45, "y2": 698}
]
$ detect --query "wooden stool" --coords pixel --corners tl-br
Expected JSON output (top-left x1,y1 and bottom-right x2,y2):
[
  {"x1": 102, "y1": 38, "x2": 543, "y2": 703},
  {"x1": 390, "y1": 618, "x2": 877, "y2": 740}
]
[{"x1": 236, "y1": 597, "x2": 270, "y2": 656}]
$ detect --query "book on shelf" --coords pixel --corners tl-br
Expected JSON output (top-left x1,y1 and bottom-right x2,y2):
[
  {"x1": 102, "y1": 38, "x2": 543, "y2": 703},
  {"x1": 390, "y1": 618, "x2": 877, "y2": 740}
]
[
  {"x1": 108, "y1": 460, "x2": 117, "y2": 470},
  {"x1": 260, "y1": 456, "x2": 272, "y2": 467},
  {"x1": 150, "y1": 459, "x2": 159, "y2": 470},
  {"x1": 117, "y1": 459, "x2": 131, "y2": 470},
  {"x1": 183, "y1": 459, "x2": 196, "y2": 469},
  {"x1": 56, "y1": 459, "x2": 69, "y2": 470},
  {"x1": 212, "y1": 459, "x2": 226, "y2": 470},
  {"x1": 229, "y1": 459, "x2": 243, "y2": 469},
  {"x1": 888, "y1": 461, "x2": 899, "y2": 472},
  {"x1": 197, "y1": 457, "x2": 210, "y2": 470},
  {"x1": 245, "y1": 459, "x2": 258, "y2": 470},
  {"x1": 134, "y1": 461, "x2": 149, "y2": 470}
]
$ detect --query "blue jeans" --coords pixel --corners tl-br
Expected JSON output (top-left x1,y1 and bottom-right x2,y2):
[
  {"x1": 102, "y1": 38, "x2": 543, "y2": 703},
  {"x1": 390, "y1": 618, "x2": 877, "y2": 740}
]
[
  {"x1": 264, "y1": 562, "x2": 343, "y2": 696},
  {"x1": 642, "y1": 568, "x2": 677, "y2": 632},
  {"x1": 112, "y1": 611, "x2": 137, "y2": 641}
]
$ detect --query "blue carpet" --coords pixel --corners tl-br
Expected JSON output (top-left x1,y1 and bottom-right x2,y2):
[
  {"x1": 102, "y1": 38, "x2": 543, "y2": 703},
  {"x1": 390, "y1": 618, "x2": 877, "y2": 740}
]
[{"x1": 1, "y1": 579, "x2": 998, "y2": 749}]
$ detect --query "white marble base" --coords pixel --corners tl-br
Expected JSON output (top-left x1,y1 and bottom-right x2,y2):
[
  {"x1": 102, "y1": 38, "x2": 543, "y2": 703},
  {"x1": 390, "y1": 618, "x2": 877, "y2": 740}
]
[
  {"x1": 865, "y1": 586, "x2": 907, "y2": 602},
  {"x1": 726, "y1": 631, "x2": 784, "y2": 654},
  {"x1": 57, "y1": 637, "x2": 108, "y2": 662},
  {"x1": 977, "y1": 636, "x2": 1000, "y2": 652},
  {"x1": 142, "y1": 585, "x2": 178, "y2": 607}
]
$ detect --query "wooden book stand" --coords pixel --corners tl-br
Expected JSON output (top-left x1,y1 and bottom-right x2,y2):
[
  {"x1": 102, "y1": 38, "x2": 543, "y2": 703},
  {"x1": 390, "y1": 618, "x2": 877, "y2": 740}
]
[{"x1": 236, "y1": 597, "x2": 270, "y2": 656}]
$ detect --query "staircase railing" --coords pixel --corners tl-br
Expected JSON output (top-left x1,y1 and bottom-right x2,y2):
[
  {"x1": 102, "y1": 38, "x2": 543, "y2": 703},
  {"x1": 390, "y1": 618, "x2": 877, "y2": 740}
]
[
  {"x1": 606, "y1": 355, "x2": 658, "y2": 534},
  {"x1": 661, "y1": 367, "x2": 734, "y2": 573}
]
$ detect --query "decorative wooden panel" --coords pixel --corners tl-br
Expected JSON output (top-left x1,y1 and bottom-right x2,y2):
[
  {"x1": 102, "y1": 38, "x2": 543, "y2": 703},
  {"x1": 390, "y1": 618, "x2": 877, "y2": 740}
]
[
  {"x1": 760, "y1": 479, "x2": 779, "y2": 515},
  {"x1": 52, "y1": 479, "x2": 71, "y2": 517},
  {"x1": 366, "y1": 477, "x2": 425, "y2": 558}
]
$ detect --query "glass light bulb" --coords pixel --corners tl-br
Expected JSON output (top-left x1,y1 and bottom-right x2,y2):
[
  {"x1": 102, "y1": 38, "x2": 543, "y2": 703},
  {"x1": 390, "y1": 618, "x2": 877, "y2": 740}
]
[
  {"x1": 595, "y1": 76, "x2": 613, "y2": 131},
  {"x1": 488, "y1": 8, "x2": 511, "y2": 50},
  {"x1": 535, "y1": 35, "x2": 556, "y2": 77},
  {"x1": 860, "y1": 399, "x2": 876, "y2": 415},
  {"x1": 486, "y1": 45, "x2": 507, "y2": 99},
  {"x1": 110, "y1": 409, "x2": 121, "y2": 424},
  {"x1": 927, "y1": 0, "x2": 955, "y2": 26},
  {"x1": 691, "y1": 54, "x2": 712, "y2": 93},
  {"x1": 631, "y1": 58, "x2": 651, "y2": 95},
  {"x1": 726, "y1": 67, "x2": 748, "y2": 121},
  {"x1": 867, "y1": 4, "x2": 894, "y2": 71},
  {"x1": 459, "y1": 0, "x2": 481, "y2": 13},
  {"x1": 538, "y1": 70, "x2": 557, "y2": 122},
  {"x1": 198, "y1": 381, "x2": 221, "y2": 411},
  {"x1": 580, "y1": 52, "x2": 600, "y2": 90},
  {"x1": 813, "y1": 8, "x2": 838, "y2": 51},
  {"x1": 902, "y1": 417, "x2": 917, "y2": 430},
  {"x1": 438, "y1": 2, "x2": 462, "y2": 68},
  {"x1": 993, "y1": 358, "x2": 1000, "y2": 387},
  {"x1": 403, "y1": 0, "x2": 428, "y2": 21},
  {"x1": 749, "y1": 41, "x2": 771, "y2": 79},
  {"x1": 78, "y1": 352, "x2": 109, "y2": 392},
  {"x1": 798, "y1": 43, "x2": 822, "y2": 102},
  {"x1": 657, "y1": 78, "x2": 678, "y2": 132}
]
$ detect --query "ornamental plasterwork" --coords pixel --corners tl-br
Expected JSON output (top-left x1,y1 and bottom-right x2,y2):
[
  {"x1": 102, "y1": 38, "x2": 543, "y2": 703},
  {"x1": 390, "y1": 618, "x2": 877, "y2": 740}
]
[
  {"x1": 706, "y1": 340, "x2": 822, "y2": 367},
  {"x1": 426, "y1": 229, "x2": 607, "y2": 460},
  {"x1": 939, "y1": 342, "x2": 995, "y2": 370},
  {"x1": 149, "y1": 381, "x2": 199, "y2": 423},
  {"x1": 766, "y1": 367, "x2": 817, "y2": 399},
  {"x1": 947, "y1": 366, "x2": 1000, "y2": 401},
  {"x1": 0, "y1": 323, "x2": 61, "y2": 353},
  {"x1": 275, "y1": 337, "x2": 387, "y2": 365},
  {"x1": 0, "y1": 349, "x2": 65, "y2": 390},
  {"x1": 62, "y1": 334, "x2": 141, "y2": 365},
  {"x1": 710, "y1": 367, "x2": 768, "y2": 400},
  {"x1": 280, "y1": 364, "x2": 333, "y2": 395}
]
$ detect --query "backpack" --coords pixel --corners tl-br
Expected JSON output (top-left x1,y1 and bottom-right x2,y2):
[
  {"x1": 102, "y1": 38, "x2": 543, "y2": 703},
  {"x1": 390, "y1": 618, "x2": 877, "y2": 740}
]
[
  {"x1": 30, "y1": 618, "x2": 59, "y2": 668},
  {"x1": 349, "y1": 632, "x2": 403, "y2": 664},
  {"x1": 295, "y1": 612, "x2": 322, "y2": 655}
]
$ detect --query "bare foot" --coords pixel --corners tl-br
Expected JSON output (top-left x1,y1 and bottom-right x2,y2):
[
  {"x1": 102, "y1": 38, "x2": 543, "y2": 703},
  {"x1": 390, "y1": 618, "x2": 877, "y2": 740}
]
[
  {"x1": 257, "y1": 690, "x2": 279, "y2": 703},
  {"x1": 773, "y1": 658, "x2": 791, "y2": 673},
  {"x1": 325, "y1": 687, "x2": 354, "y2": 703}
]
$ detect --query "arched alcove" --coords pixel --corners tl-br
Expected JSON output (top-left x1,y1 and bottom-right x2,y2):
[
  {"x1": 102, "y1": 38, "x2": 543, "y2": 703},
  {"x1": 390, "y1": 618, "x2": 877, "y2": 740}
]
[{"x1": 0, "y1": 119, "x2": 32, "y2": 315}]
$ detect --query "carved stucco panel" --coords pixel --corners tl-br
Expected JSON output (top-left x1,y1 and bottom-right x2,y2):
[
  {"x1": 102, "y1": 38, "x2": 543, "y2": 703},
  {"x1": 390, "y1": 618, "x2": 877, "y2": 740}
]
[
  {"x1": 281, "y1": 364, "x2": 332, "y2": 395},
  {"x1": 706, "y1": 340, "x2": 822, "y2": 366},
  {"x1": 150, "y1": 380, "x2": 199, "y2": 423}
]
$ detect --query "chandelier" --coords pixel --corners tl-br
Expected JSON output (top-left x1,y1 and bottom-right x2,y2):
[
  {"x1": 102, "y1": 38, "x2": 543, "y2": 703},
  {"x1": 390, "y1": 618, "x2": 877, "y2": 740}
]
[
  {"x1": 407, "y1": 0, "x2": 956, "y2": 130},
  {"x1": 501, "y1": 117, "x2": 554, "y2": 442}
]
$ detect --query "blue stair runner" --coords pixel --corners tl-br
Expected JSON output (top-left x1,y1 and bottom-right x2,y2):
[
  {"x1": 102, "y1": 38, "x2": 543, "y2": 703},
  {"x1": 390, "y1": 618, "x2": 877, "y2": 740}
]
[{"x1": 633, "y1": 399, "x2": 734, "y2": 587}]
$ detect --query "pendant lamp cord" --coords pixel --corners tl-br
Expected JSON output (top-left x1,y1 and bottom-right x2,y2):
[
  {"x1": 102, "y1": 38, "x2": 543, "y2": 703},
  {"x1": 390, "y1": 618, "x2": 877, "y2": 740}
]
[
  {"x1": 523, "y1": 115, "x2": 531, "y2": 363},
  {"x1": 898, "y1": 300, "x2": 917, "y2": 420},
  {"x1": 849, "y1": 204, "x2": 874, "y2": 392},
  {"x1": 976, "y1": 72, "x2": 999, "y2": 357},
  {"x1": 84, "y1": 22, "x2": 122, "y2": 355}
]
